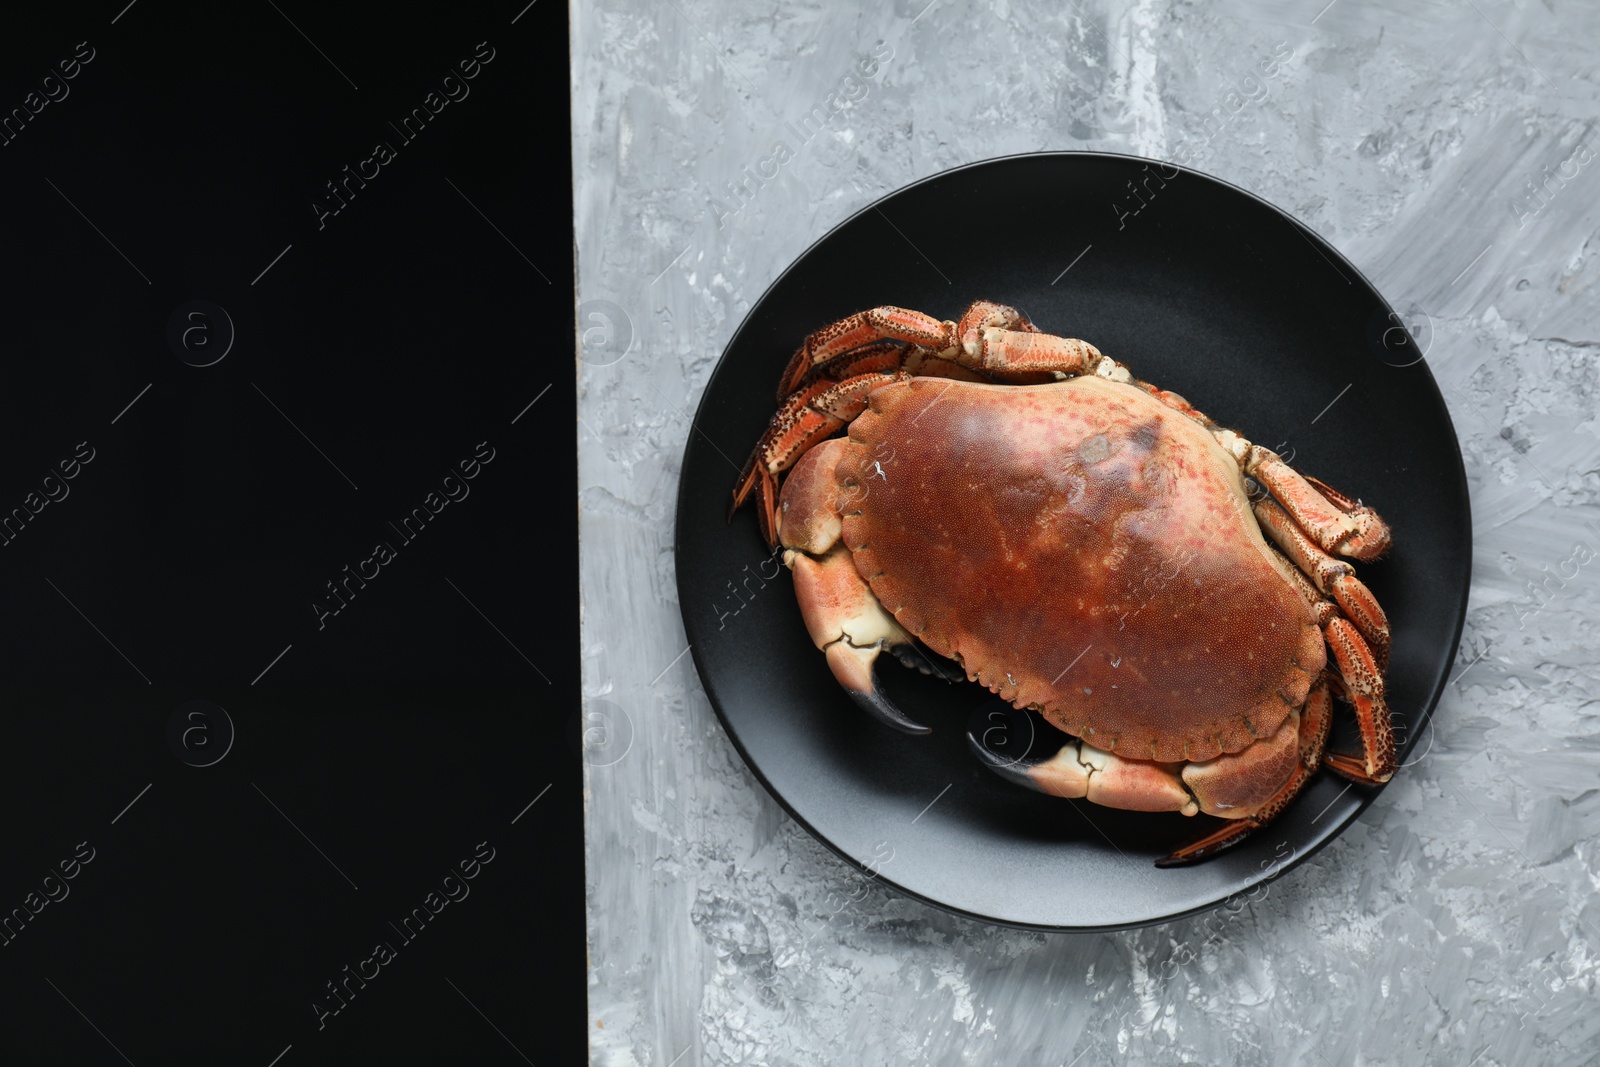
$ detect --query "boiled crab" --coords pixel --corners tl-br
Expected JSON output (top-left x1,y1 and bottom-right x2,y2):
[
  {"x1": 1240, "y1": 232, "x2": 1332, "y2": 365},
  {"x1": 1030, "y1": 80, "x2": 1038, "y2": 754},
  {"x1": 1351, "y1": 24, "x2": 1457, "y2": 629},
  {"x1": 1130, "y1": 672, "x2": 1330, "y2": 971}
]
[{"x1": 731, "y1": 301, "x2": 1395, "y2": 866}]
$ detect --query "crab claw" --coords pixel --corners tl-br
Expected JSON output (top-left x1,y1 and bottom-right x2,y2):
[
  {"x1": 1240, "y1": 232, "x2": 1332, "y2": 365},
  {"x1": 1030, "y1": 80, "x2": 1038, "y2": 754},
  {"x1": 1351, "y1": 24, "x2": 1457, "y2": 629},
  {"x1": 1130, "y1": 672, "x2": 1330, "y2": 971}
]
[
  {"x1": 965, "y1": 702, "x2": 1052, "y2": 791},
  {"x1": 826, "y1": 642, "x2": 930, "y2": 734},
  {"x1": 788, "y1": 543, "x2": 929, "y2": 734},
  {"x1": 966, "y1": 732, "x2": 1083, "y2": 796},
  {"x1": 967, "y1": 713, "x2": 1199, "y2": 815}
]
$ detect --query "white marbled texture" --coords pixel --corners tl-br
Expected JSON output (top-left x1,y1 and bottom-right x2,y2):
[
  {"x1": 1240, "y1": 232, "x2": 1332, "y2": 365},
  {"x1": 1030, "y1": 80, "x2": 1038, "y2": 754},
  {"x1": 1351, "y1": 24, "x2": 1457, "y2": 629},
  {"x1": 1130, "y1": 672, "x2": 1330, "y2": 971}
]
[{"x1": 574, "y1": 1, "x2": 1600, "y2": 1063}]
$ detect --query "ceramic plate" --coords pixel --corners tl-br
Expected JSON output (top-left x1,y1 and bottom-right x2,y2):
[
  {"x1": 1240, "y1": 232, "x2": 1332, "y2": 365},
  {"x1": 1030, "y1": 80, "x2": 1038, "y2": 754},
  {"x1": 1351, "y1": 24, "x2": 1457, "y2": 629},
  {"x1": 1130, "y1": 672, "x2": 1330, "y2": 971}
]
[{"x1": 674, "y1": 152, "x2": 1470, "y2": 930}]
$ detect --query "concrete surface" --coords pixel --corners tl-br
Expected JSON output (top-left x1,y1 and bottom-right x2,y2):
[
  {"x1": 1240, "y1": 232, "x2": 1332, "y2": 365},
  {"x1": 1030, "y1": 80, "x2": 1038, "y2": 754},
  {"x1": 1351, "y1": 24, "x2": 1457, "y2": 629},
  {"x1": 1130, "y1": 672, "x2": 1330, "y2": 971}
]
[{"x1": 574, "y1": 2, "x2": 1600, "y2": 1063}]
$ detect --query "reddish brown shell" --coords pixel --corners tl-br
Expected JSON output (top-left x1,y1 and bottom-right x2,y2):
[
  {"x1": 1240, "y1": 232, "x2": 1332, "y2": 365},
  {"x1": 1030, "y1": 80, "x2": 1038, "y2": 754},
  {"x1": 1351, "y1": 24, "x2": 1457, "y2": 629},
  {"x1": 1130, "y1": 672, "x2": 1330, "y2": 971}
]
[{"x1": 836, "y1": 376, "x2": 1325, "y2": 764}]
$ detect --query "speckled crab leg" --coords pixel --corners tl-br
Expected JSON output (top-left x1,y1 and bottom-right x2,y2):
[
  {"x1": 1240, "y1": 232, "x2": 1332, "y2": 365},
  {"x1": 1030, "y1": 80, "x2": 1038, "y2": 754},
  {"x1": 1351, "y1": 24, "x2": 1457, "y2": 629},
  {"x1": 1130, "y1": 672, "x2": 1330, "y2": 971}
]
[
  {"x1": 963, "y1": 329, "x2": 1106, "y2": 377},
  {"x1": 1318, "y1": 617, "x2": 1397, "y2": 785},
  {"x1": 732, "y1": 364, "x2": 906, "y2": 545},
  {"x1": 775, "y1": 307, "x2": 952, "y2": 399},
  {"x1": 1229, "y1": 442, "x2": 1392, "y2": 562},
  {"x1": 1253, "y1": 498, "x2": 1390, "y2": 668},
  {"x1": 1258, "y1": 506, "x2": 1396, "y2": 782},
  {"x1": 776, "y1": 301, "x2": 1056, "y2": 399},
  {"x1": 1300, "y1": 471, "x2": 1393, "y2": 560}
]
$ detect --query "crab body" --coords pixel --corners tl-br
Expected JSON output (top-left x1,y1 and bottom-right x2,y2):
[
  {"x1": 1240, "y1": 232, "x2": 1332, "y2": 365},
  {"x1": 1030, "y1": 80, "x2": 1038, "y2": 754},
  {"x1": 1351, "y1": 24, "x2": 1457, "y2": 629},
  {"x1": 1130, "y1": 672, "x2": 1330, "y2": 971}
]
[
  {"x1": 839, "y1": 374, "x2": 1322, "y2": 762},
  {"x1": 732, "y1": 301, "x2": 1396, "y2": 865}
]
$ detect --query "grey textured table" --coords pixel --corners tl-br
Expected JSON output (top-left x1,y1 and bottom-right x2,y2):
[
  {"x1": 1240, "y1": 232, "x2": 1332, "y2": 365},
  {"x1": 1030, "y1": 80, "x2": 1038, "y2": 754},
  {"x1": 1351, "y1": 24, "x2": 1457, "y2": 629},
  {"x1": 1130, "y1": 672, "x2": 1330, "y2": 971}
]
[{"x1": 575, "y1": 3, "x2": 1600, "y2": 1063}]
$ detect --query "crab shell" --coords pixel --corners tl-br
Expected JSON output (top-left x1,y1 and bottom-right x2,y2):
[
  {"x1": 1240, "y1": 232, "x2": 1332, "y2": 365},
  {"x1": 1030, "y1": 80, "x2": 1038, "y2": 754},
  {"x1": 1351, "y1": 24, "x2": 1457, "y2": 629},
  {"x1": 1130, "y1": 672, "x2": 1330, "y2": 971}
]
[{"x1": 795, "y1": 374, "x2": 1327, "y2": 769}]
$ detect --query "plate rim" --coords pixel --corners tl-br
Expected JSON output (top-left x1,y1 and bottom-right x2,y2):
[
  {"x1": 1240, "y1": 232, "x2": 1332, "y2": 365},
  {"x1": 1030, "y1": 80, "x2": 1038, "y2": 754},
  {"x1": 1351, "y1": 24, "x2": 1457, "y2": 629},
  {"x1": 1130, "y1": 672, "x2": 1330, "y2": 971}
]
[{"x1": 672, "y1": 148, "x2": 1473, "y2": 932}]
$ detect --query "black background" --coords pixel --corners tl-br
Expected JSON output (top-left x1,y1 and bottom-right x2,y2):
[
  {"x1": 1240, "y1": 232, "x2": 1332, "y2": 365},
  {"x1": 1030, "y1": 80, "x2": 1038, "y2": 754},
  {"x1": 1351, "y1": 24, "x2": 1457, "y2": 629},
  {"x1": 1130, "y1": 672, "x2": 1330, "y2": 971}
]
[{"x1": 0, "y1": 2, "x2": 583, "y2": 1063}]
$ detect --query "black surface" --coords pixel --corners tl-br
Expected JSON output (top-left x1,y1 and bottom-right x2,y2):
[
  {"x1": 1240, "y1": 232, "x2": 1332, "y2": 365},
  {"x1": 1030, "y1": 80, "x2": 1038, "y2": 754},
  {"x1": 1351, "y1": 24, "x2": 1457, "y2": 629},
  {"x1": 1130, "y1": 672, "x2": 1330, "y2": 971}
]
[
  {"x1": 0, "y1": 4, "x2": 582, "y2": 1063},
  {"x1": 676, "y1": 152, "x2": 1471, "y2": 930}
]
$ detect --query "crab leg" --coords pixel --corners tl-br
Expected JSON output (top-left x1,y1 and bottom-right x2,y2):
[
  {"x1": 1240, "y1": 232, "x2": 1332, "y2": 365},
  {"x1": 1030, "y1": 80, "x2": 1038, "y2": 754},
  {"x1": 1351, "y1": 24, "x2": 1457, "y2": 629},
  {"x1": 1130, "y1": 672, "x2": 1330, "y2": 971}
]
[
  {"x1": 1319, "y1": 617, "x2": 1396, "y2": 784},
  {"x1": 1266, "y1": 542, "x2": 1339, "y2": 630},
  {"x1": 1252, "y1": 498, "x2": 1390, "y2": 667},
  {"x1": 732, "y1": 370, "x2": 905, "y2": 545},
  {"x1": 964, "y1": 330, "x2": 1107, "y2": 378},
  {"x1": 1301, "y1": 472, "x2": 1392, "y2": 561},
  {"x1": 1254, "y1": 501, "x2": 1395, "y2": 785},
  {"x1": 902, "y1": 353, "x2": 991, "y2": 383},
  {"x1": 803, "y1": 340, "x2": 909, "y2": 386},
  {"x1": 776, "y1": 307, "x2": 951, "y2": 399},
  {"x1": 1117, "y1": 377, "x2": 1390, "y2": 563},
  {"x1": 778, "y1": 300, "x2": 1049, "y2": 397},
  {"x1": 955, "y1": 299, "x2": 1038, "y2": 338},
  {"x1": 1244, "y1": 445, "x2": 1391, "y2": 562}
]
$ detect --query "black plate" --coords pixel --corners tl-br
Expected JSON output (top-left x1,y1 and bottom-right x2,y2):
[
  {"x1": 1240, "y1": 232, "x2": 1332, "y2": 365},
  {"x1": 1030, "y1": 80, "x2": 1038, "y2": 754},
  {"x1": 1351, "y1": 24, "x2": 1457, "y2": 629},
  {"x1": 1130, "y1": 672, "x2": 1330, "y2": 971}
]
[{"x1": 674, "y1": 152, "x2": 1470, "y2": 930}]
